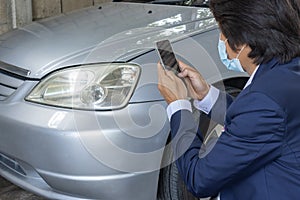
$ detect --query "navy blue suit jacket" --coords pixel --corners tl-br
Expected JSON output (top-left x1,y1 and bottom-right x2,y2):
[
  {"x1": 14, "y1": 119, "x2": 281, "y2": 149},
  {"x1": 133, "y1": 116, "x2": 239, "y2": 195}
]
[{"x1": 170, "y1": 57, "x2": 300, "y2": 199}]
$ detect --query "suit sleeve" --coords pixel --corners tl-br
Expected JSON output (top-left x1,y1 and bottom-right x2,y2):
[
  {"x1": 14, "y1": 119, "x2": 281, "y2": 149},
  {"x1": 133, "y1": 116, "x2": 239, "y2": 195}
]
[
  {"x1": 170, "y1": 91, "x2": 286, "y2": 198},
  {"x1": 208, "y1": 90, "x2": 234, "y2": 125}
]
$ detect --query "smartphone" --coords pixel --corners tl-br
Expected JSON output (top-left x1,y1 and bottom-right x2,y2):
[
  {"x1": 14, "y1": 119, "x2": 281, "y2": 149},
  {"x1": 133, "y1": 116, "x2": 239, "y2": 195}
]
[{"x1": 156, "y1": 40, "x2": 181, "y2": 73}]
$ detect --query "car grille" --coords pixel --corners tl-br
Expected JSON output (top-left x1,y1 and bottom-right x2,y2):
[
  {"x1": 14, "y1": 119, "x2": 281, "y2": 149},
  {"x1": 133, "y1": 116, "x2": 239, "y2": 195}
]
[
  {"x1": 0, "y1": 152, "x2": 26, "y2": 176},
  {"x1": 0, "y1": 71, "x2": 24, "y2": 101}
]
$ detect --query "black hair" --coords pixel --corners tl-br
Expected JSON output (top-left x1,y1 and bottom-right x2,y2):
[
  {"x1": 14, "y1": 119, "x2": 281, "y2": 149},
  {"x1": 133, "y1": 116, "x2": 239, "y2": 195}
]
[{"x1": 210, "y1": 0, "x2": 300, "y2": 64}]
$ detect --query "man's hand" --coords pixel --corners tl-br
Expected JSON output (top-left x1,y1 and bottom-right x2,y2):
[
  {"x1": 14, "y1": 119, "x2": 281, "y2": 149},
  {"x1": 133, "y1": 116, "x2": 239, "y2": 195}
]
[
  {"x1": 177, "y1": 61, "x2": 210, "y2": 101},
  {"x1": 157, "y1": 62, "x2": 188, "y2": 104}
]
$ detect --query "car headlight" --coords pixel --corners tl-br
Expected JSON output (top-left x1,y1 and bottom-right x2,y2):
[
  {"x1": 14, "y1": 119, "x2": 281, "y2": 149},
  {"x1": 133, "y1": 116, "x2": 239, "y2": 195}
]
[{"x1": 26, "y1": 63, "x2": 141, "y2": 110}]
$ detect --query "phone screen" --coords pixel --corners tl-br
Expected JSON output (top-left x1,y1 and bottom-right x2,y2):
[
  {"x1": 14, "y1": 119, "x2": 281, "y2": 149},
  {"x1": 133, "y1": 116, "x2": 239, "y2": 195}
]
[{"x1": 156, "y1": 40, "x2": 180, "y2": 73}]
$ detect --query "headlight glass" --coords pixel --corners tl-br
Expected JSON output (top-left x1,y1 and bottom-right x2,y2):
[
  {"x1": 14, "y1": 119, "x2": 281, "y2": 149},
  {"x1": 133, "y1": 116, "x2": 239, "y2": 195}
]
[{"x1": 26, "y1": 63, "x2": 141, "y2": 110}]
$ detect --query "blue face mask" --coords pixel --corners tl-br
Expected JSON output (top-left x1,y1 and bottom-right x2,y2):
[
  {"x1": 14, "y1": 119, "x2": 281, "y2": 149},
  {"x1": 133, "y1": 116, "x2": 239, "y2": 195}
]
[{"x1": 218, "y1": 38, "x2": 246, "y2": 72}]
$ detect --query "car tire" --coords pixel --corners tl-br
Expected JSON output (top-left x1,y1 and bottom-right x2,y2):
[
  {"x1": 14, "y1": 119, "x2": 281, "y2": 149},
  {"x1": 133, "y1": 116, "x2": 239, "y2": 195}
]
[
  {"x1": 157, "y1": 86, "x2": 241, "y2": 200},
  {"x1": 157, "y1": 158, "x2": 199, "y2": 200}
]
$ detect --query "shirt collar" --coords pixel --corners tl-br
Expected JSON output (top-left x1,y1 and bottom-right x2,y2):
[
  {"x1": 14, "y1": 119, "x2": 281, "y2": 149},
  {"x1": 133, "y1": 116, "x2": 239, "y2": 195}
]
[{"x1": 243, "y1": 65, "x2": 260, "y2": 89}]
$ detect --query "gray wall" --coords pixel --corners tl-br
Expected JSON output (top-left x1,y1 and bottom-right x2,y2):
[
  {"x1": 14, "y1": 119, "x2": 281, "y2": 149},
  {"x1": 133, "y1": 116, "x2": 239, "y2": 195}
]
[{"x1": 0, "y1": 0, "x2": 111, "y2": 35}]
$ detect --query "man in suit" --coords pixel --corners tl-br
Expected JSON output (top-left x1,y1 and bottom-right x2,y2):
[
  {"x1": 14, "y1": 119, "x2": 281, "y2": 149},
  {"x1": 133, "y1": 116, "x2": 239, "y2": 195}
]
[{"x1": 157, "y1": 0, "x2": 300, "y2": 199}]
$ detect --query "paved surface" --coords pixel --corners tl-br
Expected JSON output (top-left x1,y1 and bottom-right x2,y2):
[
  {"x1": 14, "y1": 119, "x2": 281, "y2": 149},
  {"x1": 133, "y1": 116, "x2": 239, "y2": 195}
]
[
  {"x1": 1, "y1": 176, "x2": 212, "y2": 200},
  {"x1": 0, "y1": 176, "x2": 45, "y2": 200}
]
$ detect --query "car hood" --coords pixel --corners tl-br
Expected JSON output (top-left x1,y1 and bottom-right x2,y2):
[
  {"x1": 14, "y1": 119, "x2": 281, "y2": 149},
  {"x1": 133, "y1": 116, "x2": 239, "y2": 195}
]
[{"x1": 0, "y1": 2, "x2": 215, "y2": 79}]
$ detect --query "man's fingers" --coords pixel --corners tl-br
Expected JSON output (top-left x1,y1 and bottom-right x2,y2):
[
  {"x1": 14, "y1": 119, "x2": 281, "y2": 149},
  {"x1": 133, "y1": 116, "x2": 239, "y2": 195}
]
[
  {"x1": 178, "y1": 60, "x2": 194, "y2": 72},
  {"x1": 157, "y1": 62, "x2": 175, "y2": 79},
  {"x1": 178, "y1": 67, "x2": 198, "y2": 81},
  {"x1": 157, "y1": 62, "x2": 165, "y2": 75},
  {"x1": 178, "y1": 68, "x2": 188, "y2": 78},
  {"x1": 166, "y1": 70, "x2": 178, "y2": 80},
  {"x1": 157, "y1": 62, "x2": 167, "y2": 82}
]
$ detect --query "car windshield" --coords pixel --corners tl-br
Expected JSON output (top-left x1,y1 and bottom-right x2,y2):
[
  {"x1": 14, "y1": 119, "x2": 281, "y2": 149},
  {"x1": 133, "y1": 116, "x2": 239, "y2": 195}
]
[{"x1": 113, "y1": 0, "x2": 210, "y2": 7}]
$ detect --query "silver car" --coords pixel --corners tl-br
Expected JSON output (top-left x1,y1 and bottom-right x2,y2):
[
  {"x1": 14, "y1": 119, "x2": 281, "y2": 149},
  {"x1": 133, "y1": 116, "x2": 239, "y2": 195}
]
[{"x1": 0, "y1": 1, "x2": 248, "y2": 199}]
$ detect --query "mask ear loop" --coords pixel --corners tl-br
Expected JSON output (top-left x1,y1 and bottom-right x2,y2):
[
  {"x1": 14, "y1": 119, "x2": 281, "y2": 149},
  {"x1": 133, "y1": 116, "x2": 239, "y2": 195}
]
[
  {"x1": 219, "y1": 33, "x2": 228, "y2": 43},
  {"x1": 236, "y1": 45, "x2": 246, "y2": 59},
  {"x1": 224, "y1": 36, "x2": 246, "y2": 59},
  {"x1": 221, "y1": 36, "x2": 245, "y2": 60}
]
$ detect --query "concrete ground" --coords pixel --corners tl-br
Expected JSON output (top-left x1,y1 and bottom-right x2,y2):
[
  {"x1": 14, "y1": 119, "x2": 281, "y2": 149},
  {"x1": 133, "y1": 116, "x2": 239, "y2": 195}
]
[
  {"x1": 0, "y1": 176, "x2": 45, "y2": 200},
  {"x1": 1, "y1": 176, "x2": 212, "y2": 200}
]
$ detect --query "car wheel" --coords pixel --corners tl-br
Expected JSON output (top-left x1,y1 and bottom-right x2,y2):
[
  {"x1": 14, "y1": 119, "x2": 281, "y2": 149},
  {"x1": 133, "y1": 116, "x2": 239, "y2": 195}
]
[
  {"x1": 157, "y1": 124, "x2": 221, "y2": 200},
  {"x1": 157, "y1": 86, "x2": 241, "y2": 200},
  {"x1": 157, "y1": 157, "x2": 199, "y2": 200}
]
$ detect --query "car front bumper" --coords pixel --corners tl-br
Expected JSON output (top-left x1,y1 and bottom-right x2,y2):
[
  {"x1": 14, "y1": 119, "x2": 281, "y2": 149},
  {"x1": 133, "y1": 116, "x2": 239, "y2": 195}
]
[{"x1": 0, "y1": 81, "x2": 170, "y2": 199}]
